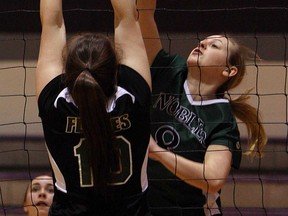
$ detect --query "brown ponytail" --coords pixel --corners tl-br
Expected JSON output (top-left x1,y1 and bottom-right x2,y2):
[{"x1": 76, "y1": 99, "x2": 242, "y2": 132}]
[
  {"x1": 220, "y1": 36, "x2": 267, "y2": 158},
  {"x1": 72, "y1": 70, "x2": 114, "y2": 194},
  {"x1": 230, "y1": 90, "x2": 267, "y2": 158}
]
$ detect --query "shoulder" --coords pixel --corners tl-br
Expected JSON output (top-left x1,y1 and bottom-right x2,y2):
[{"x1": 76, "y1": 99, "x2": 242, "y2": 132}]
[
  {"x1": 151, "y1": 49, "x2": 187, "y2": 82},
  {"x1": 152, "y1": 49, "x2": 186, "y2": 67},
  {"x1": 118, "y1": 65, "x2": 150, "y2": 94},
  {"x1": 116, "y1": 65, "x2": 151, "y2": 107},
  {"x1": 38, "y1": 74, "x2": 65, "y2": 115}
]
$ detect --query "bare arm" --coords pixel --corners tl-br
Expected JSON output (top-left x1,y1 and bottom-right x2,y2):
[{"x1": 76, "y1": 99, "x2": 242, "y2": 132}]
[
  {"x1": 137, "y1": 0, "x2": 162, "y2": 66},
  {"x1": 111, "y1": 0, "x2": 151, "y2": 90},
  {"x1": 36, "y1": 0, "x2": 66, "y2": 98},
  {"x1": 149, "y1": 136, "x2": 232, "y2": 193}
]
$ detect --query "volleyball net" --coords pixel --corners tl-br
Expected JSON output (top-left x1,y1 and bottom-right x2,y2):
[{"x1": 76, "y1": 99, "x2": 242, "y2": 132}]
[{"x1": 0, "y1": 1, "x2": 287, "y2": 215}]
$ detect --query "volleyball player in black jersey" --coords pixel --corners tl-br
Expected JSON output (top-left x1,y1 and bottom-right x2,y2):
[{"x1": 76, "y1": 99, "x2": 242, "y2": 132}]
[{"x1": 35, "y1": 0, "x2": 151, "y2": 215}]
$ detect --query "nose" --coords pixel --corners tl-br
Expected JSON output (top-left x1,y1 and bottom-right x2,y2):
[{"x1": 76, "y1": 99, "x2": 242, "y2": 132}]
[
  {"x1": 199, "y1": 40, "x2": 206, "y2": 50},
  {"x1": 38, "y1": 188, "x2": 47, "y2": 198}
]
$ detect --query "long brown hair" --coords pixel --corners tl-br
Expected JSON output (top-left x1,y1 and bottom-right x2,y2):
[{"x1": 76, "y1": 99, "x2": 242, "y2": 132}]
[
  {"x1": 63, "y1": 33, "x2": 118, "y2": 195},
  {"x1": 218, "y1": 37, "x2": 267, "y2": 158}
]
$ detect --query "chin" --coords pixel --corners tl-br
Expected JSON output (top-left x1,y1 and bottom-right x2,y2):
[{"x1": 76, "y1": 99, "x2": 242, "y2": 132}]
[
  {"x1": 187, "y1": 62, "x2": 202, "y2": 70},
  {"x1": 187, "y1": 58, "x2": 201, "y2": 68},
  {"x1": 36, "y1": 206, "x2": 49, "y2": 212}
]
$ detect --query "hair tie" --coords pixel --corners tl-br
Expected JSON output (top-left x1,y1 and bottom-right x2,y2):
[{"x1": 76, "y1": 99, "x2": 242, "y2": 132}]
[{"x1": 83, "y1": 68, "x2": 91, "y2": 73}]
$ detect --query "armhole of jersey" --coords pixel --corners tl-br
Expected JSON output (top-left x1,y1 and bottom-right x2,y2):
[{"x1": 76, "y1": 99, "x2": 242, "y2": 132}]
[
  {"x1": 140, "y1": 147, "x2": 149, "y2": 192},
  {"x1": 45, "y1": 143, "x2": 67, "y2": 193}
]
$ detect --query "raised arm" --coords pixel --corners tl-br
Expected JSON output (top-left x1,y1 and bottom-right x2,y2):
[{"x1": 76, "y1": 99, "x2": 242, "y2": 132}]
[
  {"x1": 137, "y1": 0, "x2": 162, "y2": 66},
  {"x1": 36, "y1": 0, "x2": 66, "y2": 98},
  {"x1": 111, "y1": 0, "x2": 151, "y2": 90}
]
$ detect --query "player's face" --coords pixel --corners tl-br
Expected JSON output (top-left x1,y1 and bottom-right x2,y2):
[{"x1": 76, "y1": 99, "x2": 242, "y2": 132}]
[
  {"x1": 24, "y1": 175, "x2": 54, "y2": 216},
  {"x1": 187, "y1": 35, "x2": 229, "y2": 71}
]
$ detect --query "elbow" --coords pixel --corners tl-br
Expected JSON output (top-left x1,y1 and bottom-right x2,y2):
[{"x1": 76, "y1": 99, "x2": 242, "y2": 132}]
[
  {"x1": 184, "y1": 177, "x2": 227, "y2": 193},
  {"x1": 204, "y1": 179, "x2": 226, "y2": 193}
]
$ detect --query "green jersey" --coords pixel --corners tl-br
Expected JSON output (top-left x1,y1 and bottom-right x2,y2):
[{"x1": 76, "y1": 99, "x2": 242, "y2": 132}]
[{"x1": 148, "y1": 50, "x2": 242, "y2": 216}]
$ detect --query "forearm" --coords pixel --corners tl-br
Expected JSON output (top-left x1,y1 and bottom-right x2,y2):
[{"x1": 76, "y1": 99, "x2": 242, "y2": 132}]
[
  {"x1": 136, "y1": 0, "x2": 162, "y2": 65},
  {"x1": 40, "y1": 0, "x2": 63, "y2": 28},
  {"x1": 137, "y1": 0, "x2": 157, "y2": 38},
  {"x1": 151, "y1": 148, "x2": 209, "y2": 191},
  {"x1": 150, "y1": 145, "x2": 231, "y2": 193},
  {"x1": 112, "y1": 0, "x2": 138, "y2": 48},
  {"x1": 111, "y1": 0, "x2": 137, "y2": 22}
]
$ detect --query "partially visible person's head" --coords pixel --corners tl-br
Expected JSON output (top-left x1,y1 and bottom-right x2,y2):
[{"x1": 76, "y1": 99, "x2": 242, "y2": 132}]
[
  {"x1": 63, "y1": 33, "x2": 118, "y2": 99},
  {"x1": 187, "y1": 35, "x2": 259, "y2": 96},
  {"x1": 23, "y1": 175, "x2": 54, "y2": 216}
]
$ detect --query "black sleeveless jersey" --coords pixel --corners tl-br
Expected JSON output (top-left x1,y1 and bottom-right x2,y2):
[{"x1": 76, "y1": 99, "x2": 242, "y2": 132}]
[{"x1": 38, "y1": 65, "x2": 151, "y2": 216}]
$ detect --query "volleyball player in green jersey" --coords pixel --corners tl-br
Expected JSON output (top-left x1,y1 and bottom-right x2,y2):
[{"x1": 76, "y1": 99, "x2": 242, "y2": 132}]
[
  {"x1": 36, "y1": 0, "x2": 152, "y2": 215},
  {"x1": 137, "y1": 1, "x2": 267, "y2": 215}
]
